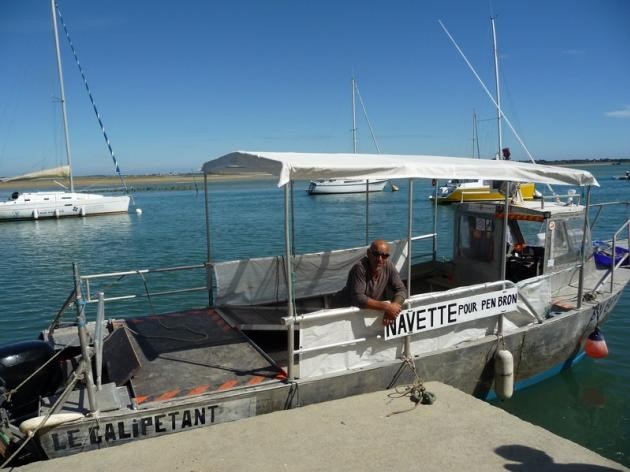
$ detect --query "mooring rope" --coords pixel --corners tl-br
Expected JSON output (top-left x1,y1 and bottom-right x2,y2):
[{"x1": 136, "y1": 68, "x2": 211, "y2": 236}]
[{"x1": 386, "y1": 356, "x2": 435, "y2": 417}]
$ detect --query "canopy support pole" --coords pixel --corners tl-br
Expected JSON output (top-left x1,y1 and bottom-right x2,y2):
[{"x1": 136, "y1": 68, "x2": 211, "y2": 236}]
[
  {"x1": 432, "y1": 180, "x2": 438, "y2": 261},
  {"x1": 204, "y1": 173, "x2": 213, "y2": 306},
  {"x1": 577, "y1": 185, "x2": 592, "y2": 309},
  {"x1": 365, "y1": 180, "x2": 370, "y2": 245},
  {"x1": 403, "y1": 178, "x2": 414, "y2": 358},
  {"x1": 498, "y1": 183, "x2": 511, "y2": 337},
  {"x1": 407, "y1": 179, "x2": 413, "y2": 295},
  {"x1": 284, "y1": 184, "x2": 296, "y2": 380}
]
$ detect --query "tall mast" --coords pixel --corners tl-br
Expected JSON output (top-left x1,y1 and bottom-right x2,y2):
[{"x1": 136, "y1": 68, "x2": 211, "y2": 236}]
[
  {"x1": 491, "y1": 16, "x2": 503, "y2": 158},
  {"x1": 472, "y1": 109, "x2": 481, "y2": 159},
  {"x1": 50, "y1": 0, "x2": 74, "y2": 192},
  {"x1": 351, "y1": 77, "x2": 357, "y2": 154}
]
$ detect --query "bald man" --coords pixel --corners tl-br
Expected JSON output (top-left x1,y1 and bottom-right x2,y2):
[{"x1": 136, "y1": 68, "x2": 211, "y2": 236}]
[{"x1": 332, "y1": 239, "x2": 407, "y2": 325}]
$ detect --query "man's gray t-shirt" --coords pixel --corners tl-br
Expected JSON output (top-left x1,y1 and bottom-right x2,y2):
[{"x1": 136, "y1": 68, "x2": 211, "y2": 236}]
[{"x1": 332, "y1": 257, "x2": 406, "y2": 308}]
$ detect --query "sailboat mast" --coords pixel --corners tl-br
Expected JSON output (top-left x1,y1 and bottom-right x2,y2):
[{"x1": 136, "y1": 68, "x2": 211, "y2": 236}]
[
  {"x1": 491, "y1": 16, "x2": 503, "y2": 158},
  {"x1": 472, "y1": 110, "x2": 481, "y2": 159},
  {"x1": 351, "y1": 77, "x2": 357, "y2": 154},
  {"x1": 50, "y1": 0, "x2": 74, "y2": 192}
]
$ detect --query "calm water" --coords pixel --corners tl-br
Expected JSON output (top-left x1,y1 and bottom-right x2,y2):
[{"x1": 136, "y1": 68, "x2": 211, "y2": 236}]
[{"x1": 1, "y1": 165, "x2": 628, "y2": 466}]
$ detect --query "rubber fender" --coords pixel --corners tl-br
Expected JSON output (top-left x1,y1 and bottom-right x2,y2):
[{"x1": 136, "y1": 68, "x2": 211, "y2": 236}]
[
  {"x1": 19, "y1": 413, "x2": 84, "y2": 434},
  {"x1": 494, "y1": 349, "x2": 514, "y2": 400}
]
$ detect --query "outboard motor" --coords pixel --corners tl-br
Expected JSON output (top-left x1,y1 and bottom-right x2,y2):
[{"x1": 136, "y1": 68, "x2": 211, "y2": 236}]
[{"x1": 0, "y1": 340, "x2": 63, "y2": 420}]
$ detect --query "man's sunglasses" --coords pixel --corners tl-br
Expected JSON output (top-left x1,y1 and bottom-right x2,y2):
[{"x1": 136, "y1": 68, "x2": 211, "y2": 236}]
[{"x1": 369, "y1": 249, "x2": 390, "y2": 259}]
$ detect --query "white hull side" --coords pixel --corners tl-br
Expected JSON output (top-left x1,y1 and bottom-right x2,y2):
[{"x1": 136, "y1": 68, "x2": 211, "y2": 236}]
[
  {"x1": 307, "y1": 179, "x2": 388, "y2": 195},
  {"x1": 0, "y1": 191, "x2": 130, "y2": 221}
]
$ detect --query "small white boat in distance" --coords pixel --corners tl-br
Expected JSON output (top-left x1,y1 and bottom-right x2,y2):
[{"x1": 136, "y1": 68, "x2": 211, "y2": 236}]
[
  {"x1": 307, "y1": 77, "x2": 388, "y2": 195},
  {"x1": 0, "y1": 191, "x2": 130, "y2": 221},
  {"x1": 307, "y1": 178, "x2": 388, "y2": 194}
]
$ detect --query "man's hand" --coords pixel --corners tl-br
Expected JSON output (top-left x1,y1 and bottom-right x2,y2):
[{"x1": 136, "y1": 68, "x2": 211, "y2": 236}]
[{"x1": 382, "y1": 302, "x2": 402, "y2": 326}]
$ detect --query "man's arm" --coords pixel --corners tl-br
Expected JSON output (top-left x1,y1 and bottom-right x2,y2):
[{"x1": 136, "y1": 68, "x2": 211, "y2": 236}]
[
  {"x1": 388, "y1": 264, "x2": 407, "y2": 305},
  {"x1": 348, "y1": 263, "x2": 401, "y2": 322}
]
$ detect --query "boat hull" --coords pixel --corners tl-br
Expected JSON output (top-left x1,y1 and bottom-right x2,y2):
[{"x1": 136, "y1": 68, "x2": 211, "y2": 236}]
[
  {"x1": 0, "y1": 192, "x2": 130, "y2": 221},
  {"x1": 307, "y1": 179, "x2": 388, "y2": 195},
  {"x1": 32, "y1": 283, "x2": 625, "y2": 459}
]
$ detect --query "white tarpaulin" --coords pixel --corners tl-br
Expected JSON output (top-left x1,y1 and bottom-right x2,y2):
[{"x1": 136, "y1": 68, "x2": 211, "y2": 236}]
[
  {"x1": 213, "y1": 240, "x2": 408, "y2": 306},
  {"x1": 202, "y1": 151, "x2": 598, "y2": 188}
]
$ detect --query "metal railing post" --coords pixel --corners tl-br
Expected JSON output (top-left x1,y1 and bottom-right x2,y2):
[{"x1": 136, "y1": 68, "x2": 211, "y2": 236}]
[{"x1": 72, "y1": 263, "x2": 98, "y2": 414}]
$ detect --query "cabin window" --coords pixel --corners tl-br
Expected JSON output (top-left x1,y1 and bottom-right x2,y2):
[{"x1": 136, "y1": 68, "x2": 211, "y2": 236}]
[
  {"x1": 516, "y1": 220, "x2": 546, "y2": 247},
  {"x1": 549, "y1": 217, "x2": 585, "y2": 266},
  {"x1": 459, "y1": 215, "x2": 495, "y2": 262}
]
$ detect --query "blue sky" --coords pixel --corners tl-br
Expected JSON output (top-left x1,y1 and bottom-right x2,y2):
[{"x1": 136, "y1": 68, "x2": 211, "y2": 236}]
[{"x1": 1, "y1": 0, "x2": 628, "y2": 176}]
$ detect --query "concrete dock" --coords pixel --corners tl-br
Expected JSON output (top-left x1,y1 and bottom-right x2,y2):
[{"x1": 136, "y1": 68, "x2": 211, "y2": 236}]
[{"x1": 13, "y1": 382, "x2": 627, "y2": 471}]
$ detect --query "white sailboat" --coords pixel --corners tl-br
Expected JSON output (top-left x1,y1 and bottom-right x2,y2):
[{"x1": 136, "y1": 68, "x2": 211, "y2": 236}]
[
  {"x1": 432, "y1": 18, "x2": 538, "y2": 204},
  {"x1": 0, "y1": 0, "x2": 130, "y2": 221},
  {"x1": 307, "y1": 78, "x2": 388, "y2": 195}
]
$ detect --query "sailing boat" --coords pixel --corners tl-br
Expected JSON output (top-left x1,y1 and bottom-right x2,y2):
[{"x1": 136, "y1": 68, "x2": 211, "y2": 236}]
[
  {"x1": 307, "y1": 78, "x2": 388, "y2": 195},
  {"x1": 0, "y1": 0, "x2": 130, "y2": 221},
  {"x1": 432, "y1": 18, "x2": 537, "y2": 204}
]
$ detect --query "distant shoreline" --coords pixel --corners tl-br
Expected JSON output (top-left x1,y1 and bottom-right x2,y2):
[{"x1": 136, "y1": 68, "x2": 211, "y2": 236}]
[
  {"x1": 2, "y1": 159, "x2": 628, "y2": 191},
  {"x1": 1, "y1": 173, "x2": 275, "y2": 191}
]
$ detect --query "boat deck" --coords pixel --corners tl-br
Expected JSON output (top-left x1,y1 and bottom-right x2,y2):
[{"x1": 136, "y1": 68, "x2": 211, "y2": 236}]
[
  {"x1": 43, "y1": 309, "x2": 287, "y2": 413},
  {"x1": 123, "y1": 309, "x2": 286, "y2": 405}
]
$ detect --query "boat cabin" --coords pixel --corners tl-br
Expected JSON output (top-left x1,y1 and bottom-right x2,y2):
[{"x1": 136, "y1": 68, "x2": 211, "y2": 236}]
[{"x1": 452, "y1": 201, "x2": 589, "y2": 286}]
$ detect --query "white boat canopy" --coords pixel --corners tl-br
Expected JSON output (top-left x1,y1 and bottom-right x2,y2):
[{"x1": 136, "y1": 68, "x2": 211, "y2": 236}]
[{"x1": 202, "y1": 151, "x2": 598, "y2": 188}]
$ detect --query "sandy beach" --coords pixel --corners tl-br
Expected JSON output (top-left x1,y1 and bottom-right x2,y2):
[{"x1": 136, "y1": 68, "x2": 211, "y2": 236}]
[{"x1": 1, "y1": 173, "x2": 274, "y2": 191}]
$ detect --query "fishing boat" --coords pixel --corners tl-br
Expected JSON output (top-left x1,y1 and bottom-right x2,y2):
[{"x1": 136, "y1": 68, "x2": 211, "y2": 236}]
[
  {"x1": 307, "y1": 78, "x2": 388, "y2": 195},
  {"x1": 1, "y1": 150, "x2": 628, "y2": 466},
  {"x1": 0, "y1": 0, "x2": 130, "y2": 222}
]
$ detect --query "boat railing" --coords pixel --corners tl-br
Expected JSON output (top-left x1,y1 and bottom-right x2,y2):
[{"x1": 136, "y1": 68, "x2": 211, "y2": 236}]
[
  {"x1": 593, "y1": 218, "x2": 630, "y2": 293},
  {"x1": 282, "y1": 280, "x2": 518, "y2": 379},
  {"x1": 409, "y1": 232, "x2": 437, "y2": 263},
  {"x1": 80, "y1": 263, "x2": 208, "y2": 304},
  {"x1": 589, "y1": 201, "x2": 630, "y2": 233},
  {"x1": 538, "y1": 192, "x2": 581, "y2": 209},
  {"x1": 48, "y1": 263, "x2": 209, "y2": 338}
]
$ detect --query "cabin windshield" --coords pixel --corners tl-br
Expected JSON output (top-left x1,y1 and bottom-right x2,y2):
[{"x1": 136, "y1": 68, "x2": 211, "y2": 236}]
[{"x1": 547, "y1": 216, "x2": 588, "y2": 267}]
